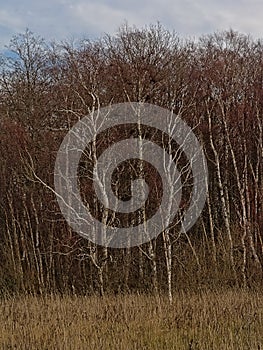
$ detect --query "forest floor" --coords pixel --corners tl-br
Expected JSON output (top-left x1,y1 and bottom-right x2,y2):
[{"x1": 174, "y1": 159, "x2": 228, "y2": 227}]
[{"x1": 0, "y1": 289, "x2": 262, "y2": 349}]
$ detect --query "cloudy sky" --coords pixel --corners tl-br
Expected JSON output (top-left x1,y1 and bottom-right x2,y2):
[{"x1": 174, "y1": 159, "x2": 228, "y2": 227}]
[{"x1": 0, "y1": 0, "x2": 263, "y2": 48}]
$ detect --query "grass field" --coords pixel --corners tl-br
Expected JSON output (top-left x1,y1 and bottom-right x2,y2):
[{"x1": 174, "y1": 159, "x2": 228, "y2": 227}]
[{"x1": 0, "y1": 289, "x2": 262, "y2": 349}]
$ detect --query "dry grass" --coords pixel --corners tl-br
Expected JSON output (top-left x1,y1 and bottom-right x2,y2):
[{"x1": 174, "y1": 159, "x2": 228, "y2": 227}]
[{"x1": 0, "y1": 289, "x2": 262, "y2": 349}]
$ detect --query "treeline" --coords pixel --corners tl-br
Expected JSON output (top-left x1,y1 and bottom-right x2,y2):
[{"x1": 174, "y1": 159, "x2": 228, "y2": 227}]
[{"x1": 0, "y1": 24, "x2": 262, "y2": 297}]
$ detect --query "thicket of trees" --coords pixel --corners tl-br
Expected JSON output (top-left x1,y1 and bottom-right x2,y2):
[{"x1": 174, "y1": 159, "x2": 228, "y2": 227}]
[{"x1": 0, "y1": 24, "x2": 262, "y2": 297}]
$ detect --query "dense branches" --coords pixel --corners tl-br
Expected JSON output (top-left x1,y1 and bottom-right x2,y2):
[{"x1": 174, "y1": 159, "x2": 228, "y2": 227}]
[{"x1": 0, "y1": 25, "x2": 262, "y2": 295}]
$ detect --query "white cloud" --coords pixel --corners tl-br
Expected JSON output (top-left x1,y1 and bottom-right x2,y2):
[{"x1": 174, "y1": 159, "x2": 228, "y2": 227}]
[
  {"x1": 0, "y1": 9, "x2": 23, "y2": 29},
  {"x1": 67, "y1": 2, "x2": 141, "y2": 36},
  {"x1": 0, "y1": 0, "x2": 262, "y2": 50}
]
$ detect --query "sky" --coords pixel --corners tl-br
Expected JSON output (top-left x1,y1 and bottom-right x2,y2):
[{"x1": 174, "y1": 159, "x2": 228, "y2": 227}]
[{"x1": 0, "y1": 0, "x2": 263, "y2": 49}]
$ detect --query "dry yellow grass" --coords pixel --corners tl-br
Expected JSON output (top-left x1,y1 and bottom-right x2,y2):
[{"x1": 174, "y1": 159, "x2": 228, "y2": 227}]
[{"x1": 0, "y1": 289, "x2": 262, "y2": 349}]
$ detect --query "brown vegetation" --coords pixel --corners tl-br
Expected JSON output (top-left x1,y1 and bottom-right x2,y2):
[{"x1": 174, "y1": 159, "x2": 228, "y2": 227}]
[
  {"x1": 0, "y1": 290, "x2": 262, "y2": 349},
  {"x1": 0, "y1": 24, "x2": 262, "y2": 298}
]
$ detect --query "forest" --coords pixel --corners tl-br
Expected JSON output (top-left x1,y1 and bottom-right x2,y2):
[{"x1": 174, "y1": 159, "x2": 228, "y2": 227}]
[{"x1": 0, "y1": 23, "x2": 262, "y2": 299}]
